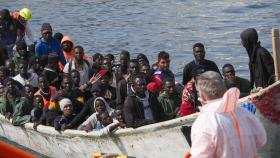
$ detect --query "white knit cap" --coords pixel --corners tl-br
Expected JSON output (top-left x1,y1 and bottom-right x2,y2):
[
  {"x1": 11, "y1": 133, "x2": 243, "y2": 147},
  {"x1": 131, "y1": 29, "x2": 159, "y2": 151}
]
[{"x1": 59, "y1": 98, "x2": 72, "y2": 110}]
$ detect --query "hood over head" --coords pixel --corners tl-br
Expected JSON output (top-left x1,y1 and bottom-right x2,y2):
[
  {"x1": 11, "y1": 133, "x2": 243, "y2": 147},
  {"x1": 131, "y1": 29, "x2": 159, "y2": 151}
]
[{"x1": 240, "y1": 28, "x2": 259, "y2": 60}]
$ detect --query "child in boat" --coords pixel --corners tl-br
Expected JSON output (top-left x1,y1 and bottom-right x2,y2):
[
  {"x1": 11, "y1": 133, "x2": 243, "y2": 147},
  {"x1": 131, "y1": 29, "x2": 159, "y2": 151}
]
[
  {"x1": 95, "y1": 111, "x2": 125, "y2": 135},
  {"x1": 78, "y1": 97, "x2": 114, "y2": 132},
  {"x1": 54, "y1": 98, "x2": 76, "y2": 131},
  {"x1": 157, "y1": 78, "x2": 180, "y2": 121}
]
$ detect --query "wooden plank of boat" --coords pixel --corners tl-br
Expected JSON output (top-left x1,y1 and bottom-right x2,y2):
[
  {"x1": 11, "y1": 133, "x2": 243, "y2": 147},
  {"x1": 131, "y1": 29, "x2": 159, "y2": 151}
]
[{"x1": 0, "y1": 82, "x2": 280, "y2": 157}]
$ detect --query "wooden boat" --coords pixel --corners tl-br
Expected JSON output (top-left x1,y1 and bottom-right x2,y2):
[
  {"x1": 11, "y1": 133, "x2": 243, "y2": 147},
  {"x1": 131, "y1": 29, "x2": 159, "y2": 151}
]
[{"x1": 0, "y1": 81, "x2": 280, "y2": 158}]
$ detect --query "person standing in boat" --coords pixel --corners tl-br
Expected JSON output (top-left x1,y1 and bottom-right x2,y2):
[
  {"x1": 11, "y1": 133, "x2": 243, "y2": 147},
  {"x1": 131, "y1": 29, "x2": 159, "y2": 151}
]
[
  {"x1": 116, "y1": 59, "x2": 140, "y2": 110},
  {"x1": 186, "y1": 71, "x2": 266, "y2": 158},
  {"x1": 123, "y1": 75, "x2": 164, "y2": 128},
  {"x1": 157, "y1": 78, "x2": 181, "y2": 121},
  {"x1": 115, "y1": 50, "x2": 130, "y2": 84},
  {"x1": 240, "y1": 28, "x2": 275, "y2": 88},
  {"x1": 182, "y1": 43, "x2": 220, "y2": 85},
  {"x1": 35, "y1": 23, "x2": 66, "y2": 65},
  {"x1": 222, "y1": 63, "x2": 250, "y2": 98},
  {"x1": 147, "y1": 51, "x2": 174, "y2": 94},
  {"x1": 12, "y1": 40, "x2": 33, "y2": 74}
]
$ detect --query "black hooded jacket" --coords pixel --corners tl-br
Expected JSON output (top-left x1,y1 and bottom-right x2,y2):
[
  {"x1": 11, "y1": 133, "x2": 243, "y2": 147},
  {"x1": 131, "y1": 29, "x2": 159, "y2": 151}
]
[{"x1": 241, "y1": 28, "x2": 275, "y2": 88}]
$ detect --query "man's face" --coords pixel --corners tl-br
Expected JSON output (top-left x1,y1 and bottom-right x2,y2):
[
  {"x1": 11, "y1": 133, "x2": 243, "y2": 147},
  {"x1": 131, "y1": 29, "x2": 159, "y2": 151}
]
[
  {"x1": 33, "y1": 96, "x2": 44, "y2": 108},
  {"x1": 0, "y1": 71, "x2": 5, "y2": 81},
  {"x1": 102, "y1": 59, "x2": 112, "y2": 71},
  {"x1": 17, "y1": 48, "x2": 27, "y2": 57},
  {"x1": 6, "y1": 80, "x2": 15, "y2": 94},
  {"x1": 163, "y1": 80, "x2": 175, "y2": 96},
  {"x1": 223, "y1": 66, "x2": 236, "y2": 80},
  {"x1": 120, "y1": 54, "x2": 128, "y2": 66},
  {"x1": 62, "y1": 78, "x2": 72, "y2": 91},
  {"x1": 115, "y1": 110, "x2": 124, "y2": 123},
  {"x1": 48, "y1": 60, "x2": 58, "y2": 70},
  {"x1": 133, "y1": 78, "x2": 146, "y2": 95},
  {"x1": 100, "y1": 74, "x2": 110, "y2": 86},
  {"x1": 18, "y1": 63, "x2": 27, "y2": 76},
  {"x1": 42, "y1": 31, "x2": 53, "y2": 42},
  {"x1": 74, "y1": 48, "x2": 84, "y2": 62},
  {"x1": 158, "y1": 58, "x2": 170, "y2": 71},
  {"x1": 140, "y1": 65, "x2": 150, "y2": 75},
  {"x1": 63, "y1": 104, "x2": 73, "y2": 117},
  {"x1": 62, "y1": 41, "x2": 73, "y2": 53},
  {"x1": 5, "y1": 61, "x2": 15, "y2": 75},
  {"x1": 38, "y1": 77, "x2": 48, "y2": 89},
  {"x1": 95, "y1": 100, "x2": 106, "y2": 112},
  {"x1": 71, "y1": 72, "x2": 80, "y2": 86},
  {"x1": 193, "y1": 47, "x2": 205, "y2": 62},
  {"x1": 24, "y1": 86, "x2": 34, "y2": 100},
  {"x1": 128, "y1": 62, "x2": 139, "y2": 75}
]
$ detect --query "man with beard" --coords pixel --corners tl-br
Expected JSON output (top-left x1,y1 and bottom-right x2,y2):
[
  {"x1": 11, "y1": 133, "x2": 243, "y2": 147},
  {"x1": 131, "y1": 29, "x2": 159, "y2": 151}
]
[
  {"x1": 116, "y1": 59, "x2": 139, "y2": 110},
  {"x1": 123, "y1": 75, "x2": 163, "y2": 128},
  {"x1": 63, "y1": 45, "x2": 92, "y2": 85},
  {"x1": 182, "y1": 43, "x2": 220, "y2": 85},
  {"x1": 240, "y1": 28, "x2": 275, "y2": 88}
]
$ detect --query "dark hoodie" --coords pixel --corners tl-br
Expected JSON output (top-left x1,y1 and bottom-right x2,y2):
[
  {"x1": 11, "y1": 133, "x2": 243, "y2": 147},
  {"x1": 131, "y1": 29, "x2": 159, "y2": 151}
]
[{"x1": 240, "y1": 28, "x2": 275, "y2": 88}]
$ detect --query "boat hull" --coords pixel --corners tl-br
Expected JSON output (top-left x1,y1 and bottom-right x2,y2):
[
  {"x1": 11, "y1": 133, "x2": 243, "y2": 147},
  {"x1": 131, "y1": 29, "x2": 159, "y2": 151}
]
[{"x1": 0, "y1": 82, "x2": 280, "y2": 158}]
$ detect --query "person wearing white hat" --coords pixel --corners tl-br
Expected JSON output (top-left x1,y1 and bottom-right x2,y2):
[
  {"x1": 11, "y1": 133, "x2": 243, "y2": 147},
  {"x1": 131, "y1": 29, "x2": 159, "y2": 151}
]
[{"x1": 54, "y1": 98, "x2": 76, "y2": 131}]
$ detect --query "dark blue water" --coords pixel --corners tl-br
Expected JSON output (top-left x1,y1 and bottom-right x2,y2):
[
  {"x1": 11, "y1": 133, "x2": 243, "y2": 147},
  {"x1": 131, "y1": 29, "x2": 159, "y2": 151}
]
[{"x1": 3, "y1": 0, "x2": 280, "y2": 81}]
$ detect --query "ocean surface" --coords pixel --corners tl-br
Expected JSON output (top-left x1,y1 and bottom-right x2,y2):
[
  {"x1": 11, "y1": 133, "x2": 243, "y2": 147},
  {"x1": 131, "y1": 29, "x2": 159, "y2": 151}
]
[{"x1": 3, "y1": 0, "x2": 280, "y2": 81}]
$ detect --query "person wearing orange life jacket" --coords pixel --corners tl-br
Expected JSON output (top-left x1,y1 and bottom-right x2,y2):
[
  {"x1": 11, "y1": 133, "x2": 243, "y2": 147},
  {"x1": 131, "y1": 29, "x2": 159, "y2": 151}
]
[
  {"x1": 185, "y1": 71, "x2": 266, "y2": 158},
  {"x1": 12, "y1": 8, "x2": 35, "y2": 44},
  {"x1": 34, "y1": 75, "x2": 57, "y2": 110},
  {"x1": 61, "y1": 35, "x2": 92, "y2": 63}
]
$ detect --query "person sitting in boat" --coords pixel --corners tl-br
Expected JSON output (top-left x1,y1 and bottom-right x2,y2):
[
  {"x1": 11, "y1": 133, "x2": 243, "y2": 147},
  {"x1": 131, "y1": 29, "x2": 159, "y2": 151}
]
[
  {"x1": 54, "y1": 98, "x2": 77, "y2": 131},
  {"x1": 115, "y1": 50, "x2": 130, "y2": 84},
  {"x1": 96, "y1": 111, "x2": 125, "y2": 135},
  {"x1": 13, "y1": 40, "x2": 33, "y2": 74},
  {"x1": 114, "y1": 109, "x2": 126, "y2": 128},
  {"x1": 180, "y1": 65, "x2": 204, "y2": 117},
  {"x1": 78, "y1": 97, "x2": 115, "y2": 132},
  {"x1": 28, "y1": 56, "x2": 44, "y2": 76},
  {"x1": 4, "y1": 59, "x2": 16, "y2": 77},
  {"x1": 35, "y1": 23, "x2": 66, "y2": 66},
  {"x1": 182, "y1": 43, "x2": 220, "y2": 85},
  {"x1": 41, "y1": 53, "x2": 62, "y2": 90},
  {"x1": 12, "y1": 84, "x2": 34, "y2": 126},
  {"x1": 116, "y1": 59, "x2": 140, "y2": 110},
  {"x1": 222, "y1": 63, "x2": 250, "y2": 98},
  {"x1": 13, "y1": 60, "x2": 39, "y2": 89},
  {"x1": 147, "y1": 51, "x2": 174, "y2": 94},
  {"x1": 91, "y1": 53, "x2": 104, "y2": 75},
  {"x1": 70, "y1": 69, "x2": 91, "y2": 101},
  {"x1": 185, "y1": 71, "x2": 266, "y2": 158},
  {"x1": 31, "y1": 95, "x2": 44, "y2": 130},
  {"x1": 157, "y1": 78, "x2": 180, "y2": 121},
  {"x1": 123, "y1": 74, "x2": 164, "y2": 128},
  {"x1": 63, "y1": 46, "x2": 92, "y2": 86},
  {"x1": 49, "y1": 75, "x2": 84, "y2": 116},
  {"x1": 0, "y1": 78, "x2": 21, "y2": 119},
  {"x1": 34, "y1": 75, "x2": 57, "y2": 110},
  {"x1": 240, "y1": 28, "x2": 275, "y2": 88}
]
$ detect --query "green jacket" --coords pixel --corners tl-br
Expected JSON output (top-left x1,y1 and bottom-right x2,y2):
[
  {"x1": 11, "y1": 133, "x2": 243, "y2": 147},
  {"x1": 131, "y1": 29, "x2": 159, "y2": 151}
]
[
  {"x1": 224, "y1": 76, "x2": 251, "y2": 98},
  {"x1": 12, "y1": 50, "x2": 33, "y2": 74},
  {"x1": 12, "y1": 97, "x2": 33, "y2": 126},
  {"x1": 0, "y1": 94, "x2": 21, "y2": 115},
  {"x1": 157, "y1": 93, "x2": 181, "y2": 121}
]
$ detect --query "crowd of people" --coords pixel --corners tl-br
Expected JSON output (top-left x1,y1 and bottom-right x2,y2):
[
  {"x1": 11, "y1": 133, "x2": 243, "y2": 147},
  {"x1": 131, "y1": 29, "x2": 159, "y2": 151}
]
[{"x1": 0, "y1": 8, "x2": 276, "y2": 137}]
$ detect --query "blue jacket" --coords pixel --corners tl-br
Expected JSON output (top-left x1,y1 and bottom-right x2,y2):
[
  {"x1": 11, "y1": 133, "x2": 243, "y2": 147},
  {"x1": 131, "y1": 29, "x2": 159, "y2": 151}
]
[{"x1": 35, "y1": 38, "x2": 66, "y2": 65}]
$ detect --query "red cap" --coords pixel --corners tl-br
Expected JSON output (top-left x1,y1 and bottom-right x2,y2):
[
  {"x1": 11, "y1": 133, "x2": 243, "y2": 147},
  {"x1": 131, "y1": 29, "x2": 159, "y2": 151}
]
[{"x1": 98, "y1": 69, "x2": 108, "y2": 77}]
